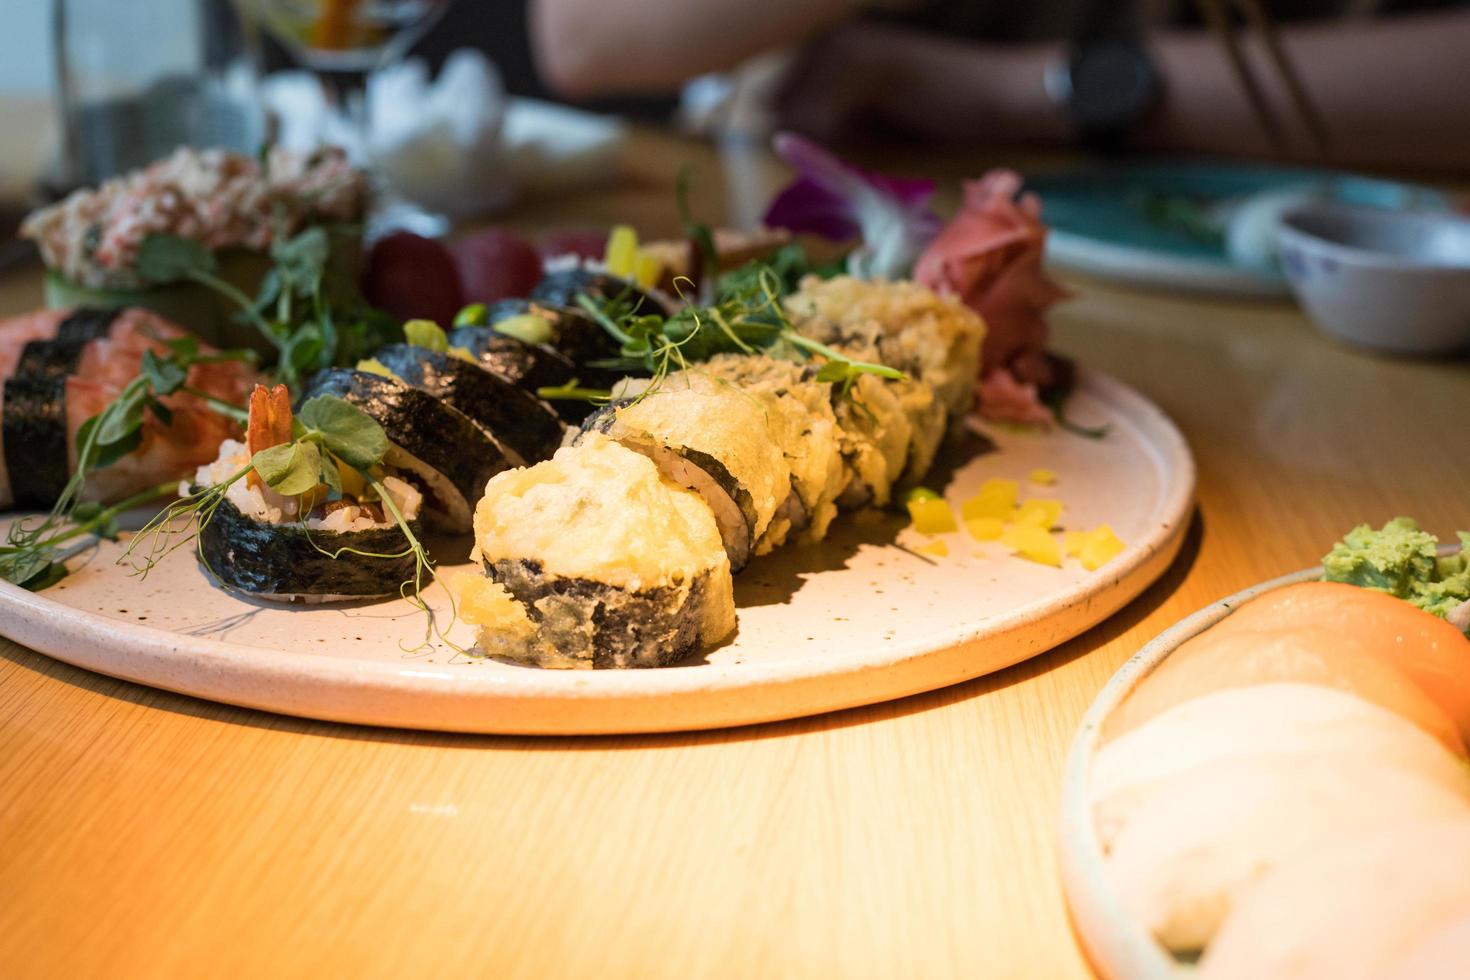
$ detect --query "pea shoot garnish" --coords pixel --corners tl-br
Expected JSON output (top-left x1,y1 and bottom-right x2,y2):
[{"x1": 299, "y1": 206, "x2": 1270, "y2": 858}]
[{"x1": 570, "y1": 266, "x2": 904, "y2": 406}]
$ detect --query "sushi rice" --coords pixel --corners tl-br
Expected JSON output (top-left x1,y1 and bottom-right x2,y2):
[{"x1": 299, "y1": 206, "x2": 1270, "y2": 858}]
[{"x1": 192, "y1": 439, "x2": 424, "y2": 532}]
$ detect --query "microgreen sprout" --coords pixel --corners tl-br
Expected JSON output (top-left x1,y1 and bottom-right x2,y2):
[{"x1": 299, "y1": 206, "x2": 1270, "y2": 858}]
[{"x1": 135, "y1": 227, "x2": 398, "y2": 392}]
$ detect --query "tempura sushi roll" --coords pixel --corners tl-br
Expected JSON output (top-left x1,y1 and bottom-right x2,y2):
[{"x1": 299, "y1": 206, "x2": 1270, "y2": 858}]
[
  {"x1": 195, "y1": 439, "x2": 425, "y2": 602},
  {"x1": 302, "y1": 368, "x2": 511, "y2": 530},
  {"x1": 788, "y1": 331, "x2": 946, "y2": 502},
  {"x1": 785, "y1": 276, "x2": 985, "y2": 417},
  {"x1": 884, "y1": 376, "x2": 946, "y2": 488},
  {"x1": 462, "y1": 434, "x2": 735, "y2": 668},
  {"x1": 369, "y1": 343, "x2": 565, "y2": 465},
  {"x1": 578, "y1": 372, "x2": 791, "y2": 572},
  {"x1": 701, "y1": 354, "x2": 847, "y2": 547},
  {"x1": 830, "y1": 373, "x2": 916, "y2": 509}
]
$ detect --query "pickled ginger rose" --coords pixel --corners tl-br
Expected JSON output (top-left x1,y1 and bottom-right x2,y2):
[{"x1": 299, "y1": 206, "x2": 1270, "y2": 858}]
[{"x1": 914, "y1": 170, "x2": 1068, "y2": 423}]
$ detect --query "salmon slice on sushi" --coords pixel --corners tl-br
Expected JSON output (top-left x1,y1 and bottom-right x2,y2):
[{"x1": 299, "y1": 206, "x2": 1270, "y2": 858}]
[{"x1": 0, "y1": 307, "x2": 255, "y2": 510}]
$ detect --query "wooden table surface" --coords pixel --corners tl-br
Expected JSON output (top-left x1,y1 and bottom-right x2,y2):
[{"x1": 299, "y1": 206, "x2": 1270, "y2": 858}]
[{"x1": 2, "y1": 125, "x2": 1467, "y2": 980}]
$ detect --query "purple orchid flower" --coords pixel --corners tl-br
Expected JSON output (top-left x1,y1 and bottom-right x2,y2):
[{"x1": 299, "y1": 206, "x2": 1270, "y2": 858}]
[{"x1": 763, "y1": 132, "x2": 941, "y2": 280}]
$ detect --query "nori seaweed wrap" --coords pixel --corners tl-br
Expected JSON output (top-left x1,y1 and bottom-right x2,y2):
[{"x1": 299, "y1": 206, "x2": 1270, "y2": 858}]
[
  {"x1": 478, "y1": 557, "x2": 720, "y2": 668},
  {"x1": 483, "y1": 299, "x2": 632, "y2": 388},
  {"x1": 442, "y1": 326, "x2": 590, "y2": 423},
  {"x1": 200, "y1": 494, "x2": 421, "y2": 601},
  {"x1": 1, "y1": 375, "x2": 71, "y2": 509},
  {"x1": 302, "y1": 368, "x2": 510, "y2": 530},
  {"x1": 530, "y1": 268, "x2": 674, "y2": 319},
  {"x1": 1, "y1": 308, "x2": 123, "y2": 506},
  {"x1": 370, "y1": 343, "x2": 564, "y2": 465}
]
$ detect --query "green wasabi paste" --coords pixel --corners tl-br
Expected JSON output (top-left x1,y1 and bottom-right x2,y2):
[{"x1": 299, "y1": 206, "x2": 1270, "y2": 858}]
[{"x1": 1322, "y1": 517, "x2": 1470, "y2": 629}]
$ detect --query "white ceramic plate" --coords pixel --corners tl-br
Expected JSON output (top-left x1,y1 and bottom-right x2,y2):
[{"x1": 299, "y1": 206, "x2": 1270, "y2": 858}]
[{"x1": 0, "y1": 369, "x2": 1194, "y2": 734}]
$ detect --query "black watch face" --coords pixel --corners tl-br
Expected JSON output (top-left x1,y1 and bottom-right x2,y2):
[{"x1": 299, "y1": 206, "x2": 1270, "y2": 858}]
[{"x1": 1070, "y1": 40, "x2": 1158, "y2": 136}]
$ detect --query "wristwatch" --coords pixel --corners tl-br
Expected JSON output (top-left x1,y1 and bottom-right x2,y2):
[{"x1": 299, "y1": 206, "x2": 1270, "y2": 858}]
[{"x1": 1044, "y1": 38, "x2": 1162, "y2": 150}]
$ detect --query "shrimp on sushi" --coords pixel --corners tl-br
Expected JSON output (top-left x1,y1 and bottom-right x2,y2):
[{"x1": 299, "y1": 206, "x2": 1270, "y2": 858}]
[{"x1": 194, "y1": 383, "x2": 428, "y2": 603}]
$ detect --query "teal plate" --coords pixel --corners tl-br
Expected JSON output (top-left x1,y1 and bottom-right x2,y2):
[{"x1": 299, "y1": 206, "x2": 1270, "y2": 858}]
[{"x1": 1025, "y1": 161, "x2": 1446, "y2": 297}]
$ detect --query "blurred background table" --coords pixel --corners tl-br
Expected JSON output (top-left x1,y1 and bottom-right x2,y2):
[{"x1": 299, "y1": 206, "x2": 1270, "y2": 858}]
[{"x1": 1, "y1": 118, "x2": 1467, "y2": 979}]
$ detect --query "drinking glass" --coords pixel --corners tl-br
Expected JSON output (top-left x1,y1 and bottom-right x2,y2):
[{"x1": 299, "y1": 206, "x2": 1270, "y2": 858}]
[
  {"x1": 52, "y1": 0, "x2": 267, "y2": 193},
  {"x1": 242, "y1": 0, "x2": 454, "y2": 234}
]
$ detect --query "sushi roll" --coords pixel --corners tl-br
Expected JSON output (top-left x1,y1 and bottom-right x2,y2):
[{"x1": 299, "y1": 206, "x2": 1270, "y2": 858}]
[
  {"x1": 442, "y1": 325, "x2": 591, "y2": 423},
  {"x1": 789, "y1": 328, "x2": 946, "y2": 501},
  {"x1": 196, "y1": 452, "x2": 425, "y2": 603},
  {"x1": 0, "y1": 307, "x2": 253, "y2": 510},
  {"x1": 444, "y1": 325, "x2": 577, "y2": 391},
  {"x1": 302, "y1": 368, "x2": 511, "y2": 530},
  {"x1": 369, "y1": 343, "x2": 565, "y2": 465},
  {"x1": 577, "y1": 371, "x2": 792, "y2": 572},
  {"x1": 830, "y1": 373, "x2": 918, "y2": 509},
  {"x1": 701, "y1": 354, "x2": 847, "y2": 547},
  {"x1": 462, "y1": 433, "x2": 735, "y2": 668},
  {"x1": 194, "y1": 386, "x2": 424, "y2": 602},
  {"x1": 785, "y1": 276, "x2": 985, "y2": 417},
  {"x1": 884, "y1": 376, "x2": 946, "y2": 489},
  {"x1": 530, "y1": 266, "x2": 675, "y2": 319},
  {"x1": 484, "y1": 299, "x2": 627, "y2": 385},
  {"x1": 0, "y1": 307, "x2": 118, "y2": 379}
]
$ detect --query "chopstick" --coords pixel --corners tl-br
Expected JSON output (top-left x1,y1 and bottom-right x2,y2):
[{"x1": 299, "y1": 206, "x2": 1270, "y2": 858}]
[
  {"x1": 1189, "y1": 0, "x2": 1332, "y2": 157},
  {"x1": 1233, "y1": 0, "x2": 1333, "y2": 153}
]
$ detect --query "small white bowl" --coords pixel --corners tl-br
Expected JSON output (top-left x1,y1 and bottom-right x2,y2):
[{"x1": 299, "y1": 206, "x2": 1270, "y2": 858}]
[{"x1": 1276, "y1": 204, "x2": 1470, "y2": 355}]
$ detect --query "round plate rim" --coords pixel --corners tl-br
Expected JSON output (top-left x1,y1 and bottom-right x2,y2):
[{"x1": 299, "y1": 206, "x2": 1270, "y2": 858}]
[{"x1": 0, "y1": 369, "x2": 1196, "y2": 735}]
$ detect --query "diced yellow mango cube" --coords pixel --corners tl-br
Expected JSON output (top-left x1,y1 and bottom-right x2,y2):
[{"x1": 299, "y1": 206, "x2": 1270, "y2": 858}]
[
  {"x1": 961, "y1": 478, "x2": 1019, "y2": 521},
  {"x1": 1001, "y1": 524, "x2": 1062, "y2": 567},
  {"x1": 604, "y1": 225, "x2": 639, "y2": 278},
  {"x1": 906, "y1": 497, "x2": 958, "y2": 535},
  {"x1": 1014, "y1": 498, "x2": 1064, "y2": 529},
  {"x1": 1063, "y1": 530, "x2": 1087, "y2": 556},
  {"x1": 965, "y1": 516, "x2": 1005, "y2": 541},
  {"x1": 914, "y1": 539, "x2": 950, "y2": 558},
  {"x1": 1079, "y1": 524, "x2": 1126, "y2": 570},
  {"x1": 1029, "y1": 467, "x2": 1057, "y2": 486}
]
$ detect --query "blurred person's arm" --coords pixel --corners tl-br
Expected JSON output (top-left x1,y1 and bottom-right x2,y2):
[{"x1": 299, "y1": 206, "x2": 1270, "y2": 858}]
[
  {"x1": 533, "y1": 0, "x2": 1470, "y2": 173},
  {"x1": 530, "y1": 0, "x2": 858, "y2": 98},
  {"x1": 779, "y1": 11, "x2": 1470, "y2": 172}
]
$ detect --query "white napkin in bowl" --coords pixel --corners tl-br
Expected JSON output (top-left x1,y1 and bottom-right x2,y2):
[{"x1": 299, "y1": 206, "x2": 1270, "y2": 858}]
[
  {"x1": 262, "y1": 49, "x2": 510, "y2": 217},
  {"x1": 262, "y1": 50, "x2": 629, "y2": 220},
  {"x1": 368, "y1": 49, "x2": 512, "y2": 216}
]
